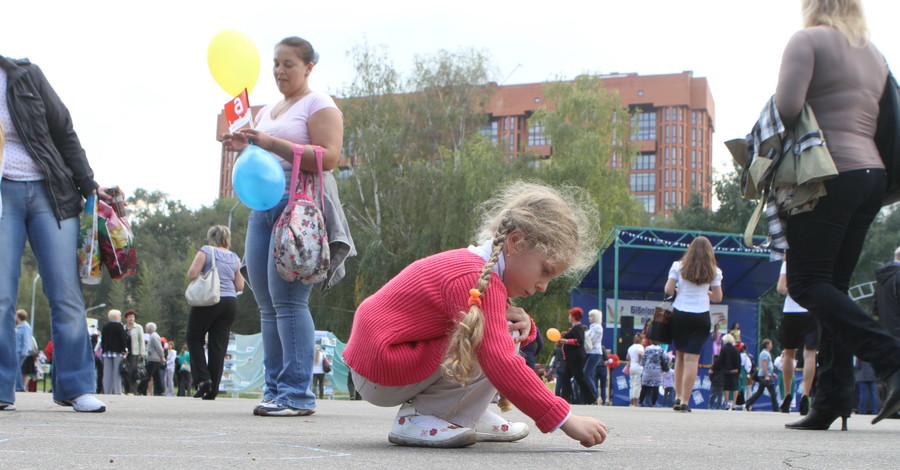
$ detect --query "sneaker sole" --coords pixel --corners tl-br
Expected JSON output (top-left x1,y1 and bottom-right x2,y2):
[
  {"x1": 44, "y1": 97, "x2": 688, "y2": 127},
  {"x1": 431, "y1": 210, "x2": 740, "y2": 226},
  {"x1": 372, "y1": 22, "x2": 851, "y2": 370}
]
[
  {"x1": 258, "y1": 408, "x2": 316, "y2": 417},
  {"x1": 388, "y1": 430, "x2": 476, "y2": 448},
  {"x1": 475, "y1": 428, "x2": 529, "y2": 442},
  {"x1": 74, "y1": 406, "x2": 106, "y2": 413}
]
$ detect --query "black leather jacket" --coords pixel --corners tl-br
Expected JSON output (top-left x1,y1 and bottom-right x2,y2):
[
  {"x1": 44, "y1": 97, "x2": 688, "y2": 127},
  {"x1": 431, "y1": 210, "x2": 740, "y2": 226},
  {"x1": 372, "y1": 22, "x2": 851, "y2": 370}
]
[{"x1": 1, "y1": 56, "x2": 98, "y2": 221}]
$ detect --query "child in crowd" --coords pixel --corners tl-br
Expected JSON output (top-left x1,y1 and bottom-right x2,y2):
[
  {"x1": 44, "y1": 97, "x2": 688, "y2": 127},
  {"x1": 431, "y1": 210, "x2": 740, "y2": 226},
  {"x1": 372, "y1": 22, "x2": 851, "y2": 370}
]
[{"x1": 343, "y1": 182, "x2": 608, "y2": 448}]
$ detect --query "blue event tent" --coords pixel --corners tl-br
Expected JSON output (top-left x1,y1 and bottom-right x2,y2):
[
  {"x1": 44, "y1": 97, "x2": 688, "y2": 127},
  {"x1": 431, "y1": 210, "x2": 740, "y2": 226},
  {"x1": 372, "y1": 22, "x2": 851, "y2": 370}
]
[{"x1": 569, "y1": 226, "x2": 781, "y2": 408}]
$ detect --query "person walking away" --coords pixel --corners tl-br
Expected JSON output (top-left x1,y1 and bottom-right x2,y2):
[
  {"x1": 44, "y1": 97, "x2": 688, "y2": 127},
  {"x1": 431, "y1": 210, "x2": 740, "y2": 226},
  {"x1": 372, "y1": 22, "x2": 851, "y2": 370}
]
[
  {"x1": 665, "y1": 236, "x2": 724, "y2": 412},
  {"x1": 777, "y1": 0, "x2": 900, "y2": 431},
  {"x1": 641, "y1": 341, "x2": 665, "y2": 407},
  {"x1": 185, "y1": 225, "x2": 243, "y2": 401},
  {"x1": 720, "y1": 334, "x2": 742, "y2": 410}
]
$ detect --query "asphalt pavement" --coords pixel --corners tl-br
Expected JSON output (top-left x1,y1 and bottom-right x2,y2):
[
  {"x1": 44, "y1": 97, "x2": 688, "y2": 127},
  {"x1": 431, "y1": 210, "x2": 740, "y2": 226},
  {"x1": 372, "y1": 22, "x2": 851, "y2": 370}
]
[{"x1": 1, "y1": 392, "x2": 897, "y2": 469}]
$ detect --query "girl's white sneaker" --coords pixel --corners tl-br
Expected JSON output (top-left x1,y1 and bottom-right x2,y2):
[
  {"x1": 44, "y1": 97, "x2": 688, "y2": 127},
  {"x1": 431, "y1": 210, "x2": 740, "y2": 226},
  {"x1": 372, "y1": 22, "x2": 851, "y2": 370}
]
[{"x1": 388, "y1": 404, "x2": 476, "y2": 448}]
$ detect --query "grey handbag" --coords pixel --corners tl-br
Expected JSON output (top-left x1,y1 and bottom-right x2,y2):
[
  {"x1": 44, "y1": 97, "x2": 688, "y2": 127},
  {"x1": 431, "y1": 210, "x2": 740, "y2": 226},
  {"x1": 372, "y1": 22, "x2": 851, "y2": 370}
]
[{"x1": 185, "y1": 246, "x2": 221, "y2": 306}]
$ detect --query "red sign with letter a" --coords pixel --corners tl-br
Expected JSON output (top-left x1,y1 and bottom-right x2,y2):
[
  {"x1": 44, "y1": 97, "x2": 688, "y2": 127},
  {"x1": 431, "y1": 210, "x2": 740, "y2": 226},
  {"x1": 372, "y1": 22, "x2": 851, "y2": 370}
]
[{"x1": 224, "y1": 89, "x2": 252, "y2": 133}]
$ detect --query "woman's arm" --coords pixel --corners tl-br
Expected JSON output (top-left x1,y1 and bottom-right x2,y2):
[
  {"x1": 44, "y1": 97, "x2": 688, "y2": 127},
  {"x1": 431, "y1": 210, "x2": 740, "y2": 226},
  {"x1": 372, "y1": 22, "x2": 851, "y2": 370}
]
[
  {"x1": 775, "y1": 30, "x2": 815, "y2": 128},
  {"x1": 233, "y1": 265, "x2": 245, "y2": 292},
  {"x1": 664, "y1": 278, "x2": 677, "y2": 297},
  {"x1": 709, "y1": 285, "x2": 723, "y2": 303},
  {"x1": 777, "y1": 273, "x2": 789, "y2": 295},
  {"x1": 186, "y1": 250, "x2": 207, "y2": 280}
]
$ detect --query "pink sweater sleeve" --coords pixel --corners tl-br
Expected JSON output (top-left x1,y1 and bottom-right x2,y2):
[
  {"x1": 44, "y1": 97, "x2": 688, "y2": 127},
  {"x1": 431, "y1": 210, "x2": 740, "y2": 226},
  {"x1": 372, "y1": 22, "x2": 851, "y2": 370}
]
[{"x1": 445, "y1": 275, "x2": 570, "y2": 433}]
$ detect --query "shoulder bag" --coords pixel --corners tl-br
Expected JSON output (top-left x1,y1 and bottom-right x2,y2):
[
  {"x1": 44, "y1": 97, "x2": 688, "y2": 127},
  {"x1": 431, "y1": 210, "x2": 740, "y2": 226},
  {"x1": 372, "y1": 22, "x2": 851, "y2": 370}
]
[
  {"x1": 273, "y1": 144, "x2": 330, "y2": 284},
  {"x1": 185, "y1": 246, "x2": 221, "y2": 306},
  {"x1": 646, "y1": 296, "x2": 673, "y2": 344}
]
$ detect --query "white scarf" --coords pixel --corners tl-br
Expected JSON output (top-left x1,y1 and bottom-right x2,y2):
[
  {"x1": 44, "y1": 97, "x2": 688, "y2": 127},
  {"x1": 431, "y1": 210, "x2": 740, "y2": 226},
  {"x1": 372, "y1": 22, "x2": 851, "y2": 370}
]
[{"x1": 467, "y1": 239, "x2": 505, "y2": 280}]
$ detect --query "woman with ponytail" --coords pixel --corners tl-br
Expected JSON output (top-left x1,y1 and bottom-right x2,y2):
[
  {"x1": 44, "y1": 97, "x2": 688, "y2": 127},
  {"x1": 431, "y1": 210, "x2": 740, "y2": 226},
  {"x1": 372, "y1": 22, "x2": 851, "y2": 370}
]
[{"x1": 344, "y1": 182, "x2": 608, "y2": 448}]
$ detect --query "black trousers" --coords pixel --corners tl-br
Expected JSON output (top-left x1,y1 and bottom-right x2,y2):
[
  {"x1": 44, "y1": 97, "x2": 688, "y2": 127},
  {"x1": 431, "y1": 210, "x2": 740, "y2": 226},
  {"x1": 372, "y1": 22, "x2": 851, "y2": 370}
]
[
  {"x1": 787, "y1": 169, "x2": 900, "y2": 416},
  {"x1": 744, "y1": 377, "x2": 778, "y2": 411},
  {"x1": 558, "y1": 352, "x2": 596, "y2": 405},
  {"x1": 186, "y1": 297, "x2": 237, "y2": 398}
]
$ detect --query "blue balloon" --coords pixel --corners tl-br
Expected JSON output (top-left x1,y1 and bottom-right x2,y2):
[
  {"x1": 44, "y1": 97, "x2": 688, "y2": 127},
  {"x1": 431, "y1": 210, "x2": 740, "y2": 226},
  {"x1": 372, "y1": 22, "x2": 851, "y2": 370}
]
[{"x1": 232, "y1": 145, "x2": 285, "y2": 210}]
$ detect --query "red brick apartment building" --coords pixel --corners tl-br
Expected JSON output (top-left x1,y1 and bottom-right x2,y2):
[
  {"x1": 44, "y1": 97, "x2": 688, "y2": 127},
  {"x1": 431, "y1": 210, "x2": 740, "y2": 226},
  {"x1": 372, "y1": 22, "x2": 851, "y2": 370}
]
[{"x1": 217, "y1": 71, "x2": 714, "y2": 215}]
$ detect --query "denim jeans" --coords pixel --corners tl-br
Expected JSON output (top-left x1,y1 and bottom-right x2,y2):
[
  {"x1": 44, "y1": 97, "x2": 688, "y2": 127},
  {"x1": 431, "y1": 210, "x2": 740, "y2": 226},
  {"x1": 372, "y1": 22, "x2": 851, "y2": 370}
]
[
  {"x1": 744, "y1": 377, "x2": 778, "y2": 411},
  {"x1": 0, "y1": 180, "x2": 96, "y2": 404},
  {"x1": 856, "y1": 381, "x2": 878, "y2": 414},
  {"x1": 245, "y1": 196, "x2": 316, "y2": 410},
  {"x1": 583, "y1": 353, "x2": 602, "y2": 400},
  {"x1": 787, "y1": 169, "x2": 900, "y2": 416}
]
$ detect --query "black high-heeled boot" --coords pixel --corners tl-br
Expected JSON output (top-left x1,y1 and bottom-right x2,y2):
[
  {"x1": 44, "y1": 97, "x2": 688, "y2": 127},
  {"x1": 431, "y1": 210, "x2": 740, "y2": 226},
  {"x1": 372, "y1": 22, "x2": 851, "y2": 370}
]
[
  {"x1": 872, "y1": 369, "x2": 900, "y2": 425},
  {"x1": 799, "y1": 395, "x2": 810, "y2": 416},
  {"x1": 780, "y1": 394, "x2": 792, "y2": 413},
  {"x1": 785, "y1": 408, "x2": 848, "y2": 431}
]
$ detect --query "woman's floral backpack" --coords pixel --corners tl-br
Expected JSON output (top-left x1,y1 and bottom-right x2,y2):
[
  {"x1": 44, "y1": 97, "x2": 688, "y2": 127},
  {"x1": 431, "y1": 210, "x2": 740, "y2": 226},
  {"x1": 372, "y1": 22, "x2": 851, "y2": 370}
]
[{"x1": 273, "y1": 144, "x2": 330, "y2": 284}]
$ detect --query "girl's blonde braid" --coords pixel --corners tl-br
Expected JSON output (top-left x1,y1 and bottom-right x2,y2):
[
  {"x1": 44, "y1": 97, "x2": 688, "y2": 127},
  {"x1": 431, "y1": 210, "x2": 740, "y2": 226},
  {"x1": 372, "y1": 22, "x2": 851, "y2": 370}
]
[{"x1": 441, "y1": 217, "x2": 516, "y2": 388}]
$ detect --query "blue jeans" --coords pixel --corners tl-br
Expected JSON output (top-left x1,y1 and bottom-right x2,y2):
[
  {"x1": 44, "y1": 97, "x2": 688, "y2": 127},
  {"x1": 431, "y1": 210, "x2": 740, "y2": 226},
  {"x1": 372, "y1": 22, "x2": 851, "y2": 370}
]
[
  {"x1": 857, "y1": 381, "x2": 878, "y2": 414},
  {"x1": 245, "y1": 196, "x2": 316, "y2": 410},
  {"x1": 583, "y1": 353, "x2": 602, "y2": 401},
  {"x1": 0, "y1": 180, "x2": 95, "y2": 403}
]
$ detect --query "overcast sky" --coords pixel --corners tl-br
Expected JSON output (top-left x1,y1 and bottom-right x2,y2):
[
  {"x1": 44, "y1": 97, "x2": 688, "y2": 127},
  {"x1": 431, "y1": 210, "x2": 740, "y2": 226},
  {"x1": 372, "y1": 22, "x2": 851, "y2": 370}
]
[{"x1": 4, "y1": 0, "x2": 899, "y2": 209}]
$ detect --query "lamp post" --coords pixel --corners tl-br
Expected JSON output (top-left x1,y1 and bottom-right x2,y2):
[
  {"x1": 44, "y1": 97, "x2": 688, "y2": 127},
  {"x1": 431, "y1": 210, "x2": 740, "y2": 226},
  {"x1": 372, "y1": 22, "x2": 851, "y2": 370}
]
[
  {"x1": 30, "y1": 274, "x2": 41, "y2": 327},
  {"x1": 227, "y1": 201, "x2": 241, "y2": 232}
]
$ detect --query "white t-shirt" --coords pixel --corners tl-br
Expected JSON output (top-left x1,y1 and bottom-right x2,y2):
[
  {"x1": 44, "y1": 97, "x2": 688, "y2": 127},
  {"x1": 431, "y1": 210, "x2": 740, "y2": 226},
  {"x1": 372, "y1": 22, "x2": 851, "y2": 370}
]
[
  {"x1": 627, "y1": 343, "x2": 644, "y2": 370},
  {"x1": 780, "y1": 262, "x2": 808, "y2": 313},
  {"x1": 668, "y1": 261, "x2": 722, "y2": 313}
]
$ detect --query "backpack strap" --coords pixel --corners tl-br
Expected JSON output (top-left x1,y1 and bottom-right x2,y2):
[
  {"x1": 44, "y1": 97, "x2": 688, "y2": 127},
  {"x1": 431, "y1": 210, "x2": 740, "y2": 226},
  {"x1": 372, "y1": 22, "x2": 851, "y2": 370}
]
[{"x1": 288, "y1": 144, "x2": 304, "y2": 207}]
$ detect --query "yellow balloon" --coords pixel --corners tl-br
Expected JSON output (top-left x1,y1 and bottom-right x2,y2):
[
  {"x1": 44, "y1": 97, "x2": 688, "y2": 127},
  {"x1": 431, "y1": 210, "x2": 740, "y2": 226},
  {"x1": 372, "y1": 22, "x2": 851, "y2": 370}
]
[
  {"x1": 546, "y1": 328, "x2": 561, "y2": 342},
  {"x1": 207, "y1": 29, "x2": 260, "y2": 96}
]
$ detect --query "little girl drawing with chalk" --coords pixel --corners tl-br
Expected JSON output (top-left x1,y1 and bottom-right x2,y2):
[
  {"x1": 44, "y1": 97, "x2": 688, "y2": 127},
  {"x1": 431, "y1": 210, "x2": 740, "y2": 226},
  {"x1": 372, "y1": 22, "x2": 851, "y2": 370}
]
[{"x1": 343, "y1": 182, "x2": 608, "y2": 448}]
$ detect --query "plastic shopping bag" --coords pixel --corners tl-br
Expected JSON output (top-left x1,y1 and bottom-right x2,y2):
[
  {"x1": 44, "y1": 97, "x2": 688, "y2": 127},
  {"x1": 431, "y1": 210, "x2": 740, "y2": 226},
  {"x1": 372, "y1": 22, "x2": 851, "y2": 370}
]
[
  {"x1": 78, "y1": 194, "x2": 102, "y2": 285},
  {"x1": 97, "y1": 199, "x2": 138, "y2": 279}
]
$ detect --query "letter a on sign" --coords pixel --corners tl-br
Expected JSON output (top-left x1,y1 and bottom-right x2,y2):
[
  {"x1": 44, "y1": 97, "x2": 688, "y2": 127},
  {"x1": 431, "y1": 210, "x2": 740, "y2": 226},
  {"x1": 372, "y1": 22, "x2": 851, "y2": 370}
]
[{"x1": 225, "y1": 89, "x2": 252, "y2": 133}]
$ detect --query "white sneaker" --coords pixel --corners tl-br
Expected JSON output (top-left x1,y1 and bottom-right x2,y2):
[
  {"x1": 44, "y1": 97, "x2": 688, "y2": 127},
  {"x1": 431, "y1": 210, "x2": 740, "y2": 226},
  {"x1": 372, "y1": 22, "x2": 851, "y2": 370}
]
[
  {"x1": 63, "y1": 394, "x2": 106, "y2": 413},
  {"x1": 475, "y1": 410, "x2": 529, "y2": 442},
  {"x1": 388, "y1": 404, "x2": 476, "y2": 448},
  {"x1": 0, "y1": 401, "x2": 15, "y2": 411}
]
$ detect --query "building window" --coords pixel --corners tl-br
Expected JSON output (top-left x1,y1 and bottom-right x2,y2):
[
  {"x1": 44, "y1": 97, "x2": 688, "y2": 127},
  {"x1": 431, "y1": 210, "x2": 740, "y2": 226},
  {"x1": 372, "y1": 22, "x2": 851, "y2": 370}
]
[
  {"x1": 692, "y1": 111, "x2": 697, "y2": 125},
  {"x1": 508, "y1": 116, "x2": 516, "y2": 131},
  {"x1": 692, "y1": 128, "x2": 697, "y2": 146},
  {"x1": 630, "y1": 173, "x2": 656, "y2": 192},
  {"x1": 481, "y1": 120, "x2": 499, "y2": 143},
  {"x1": 636, "y1": 194, "x2": 655, "y2": 213},
  {"x1": 631, "y1": 109, "x2": 656, "y2": 141},
  {"x1": 691, "y1": 172, "x2": 697, "y2": 190},
  {"x1": 528, "y1": 120, "x2": 550, "y2": 146},
  {"x1": 508, "y1": 133, "x2": 516, "y2": 154},
  {"x1": 631, "y1": 152, "x2": 656, "y2": 170},
  {"x1": 691, "y1": 150, "x2": 697, "y2": 169}
]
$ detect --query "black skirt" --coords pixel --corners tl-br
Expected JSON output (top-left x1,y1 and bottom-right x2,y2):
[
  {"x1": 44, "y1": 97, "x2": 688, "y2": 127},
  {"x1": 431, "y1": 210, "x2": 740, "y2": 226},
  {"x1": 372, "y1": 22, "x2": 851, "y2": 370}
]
[{"x1": 669, "y1": 309, "x2": 711, "y2": 355}]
